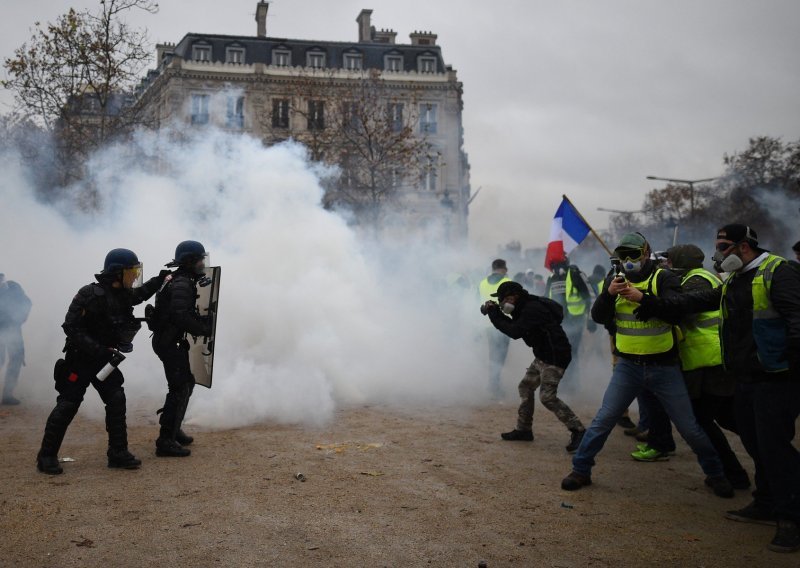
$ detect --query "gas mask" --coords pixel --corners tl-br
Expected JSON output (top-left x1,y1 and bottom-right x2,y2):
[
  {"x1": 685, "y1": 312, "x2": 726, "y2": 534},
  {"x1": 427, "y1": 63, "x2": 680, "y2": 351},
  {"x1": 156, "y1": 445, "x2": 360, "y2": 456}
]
[
  {"x1": 712, "y1": 249, "x2": 743, "y2": 273},
  {"x1": 622, "y1": 258, "x2": 643, "y2": 274},
  {"x1": 502, "y1": 302, "x2": 515, "y2": 314}
]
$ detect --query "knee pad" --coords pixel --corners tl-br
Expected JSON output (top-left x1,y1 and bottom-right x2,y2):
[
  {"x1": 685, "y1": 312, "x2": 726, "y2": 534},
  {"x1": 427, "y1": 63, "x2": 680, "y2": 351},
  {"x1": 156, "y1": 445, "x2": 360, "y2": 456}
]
[
  {"x1": 54, "y1": 400, "x2": 80, "y2": 421},
  {"x1": 106, "y1": 388, "x2": 126, "y2": 410}
]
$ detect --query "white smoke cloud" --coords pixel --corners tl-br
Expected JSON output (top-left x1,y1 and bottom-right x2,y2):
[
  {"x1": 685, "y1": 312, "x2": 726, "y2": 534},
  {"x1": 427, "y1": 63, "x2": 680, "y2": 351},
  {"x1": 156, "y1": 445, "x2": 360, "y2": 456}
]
[{"x1": 2, "y1": 125, "x2": 500, "y2": 429}]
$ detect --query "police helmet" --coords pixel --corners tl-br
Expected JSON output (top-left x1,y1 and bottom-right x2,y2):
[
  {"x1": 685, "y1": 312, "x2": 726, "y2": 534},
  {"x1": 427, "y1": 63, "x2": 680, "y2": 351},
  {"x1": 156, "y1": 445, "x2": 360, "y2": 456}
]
[
  {"x1": 172, "y1": 240, "x2": 206, "y2": 266},
  {"x1": 103, "y1": 248, "x2": 140, "y2": 274}
]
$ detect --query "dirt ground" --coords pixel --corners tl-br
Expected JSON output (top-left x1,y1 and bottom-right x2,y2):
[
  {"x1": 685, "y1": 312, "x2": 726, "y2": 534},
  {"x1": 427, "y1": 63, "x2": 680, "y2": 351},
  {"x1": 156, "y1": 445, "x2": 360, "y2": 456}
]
[{"x1": 1, "y1": 398, "x2": 797, "y2": 568}]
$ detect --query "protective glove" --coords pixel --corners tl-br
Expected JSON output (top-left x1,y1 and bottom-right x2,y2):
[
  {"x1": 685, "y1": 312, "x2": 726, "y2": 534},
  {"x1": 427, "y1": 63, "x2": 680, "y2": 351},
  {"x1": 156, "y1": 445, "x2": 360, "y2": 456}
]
[
  {"x1": 586, "y1": 320, "x2": 597, "y2": 333},
  {"x1": 158, "y1": 269, "x2": 172, "y2": 281}
]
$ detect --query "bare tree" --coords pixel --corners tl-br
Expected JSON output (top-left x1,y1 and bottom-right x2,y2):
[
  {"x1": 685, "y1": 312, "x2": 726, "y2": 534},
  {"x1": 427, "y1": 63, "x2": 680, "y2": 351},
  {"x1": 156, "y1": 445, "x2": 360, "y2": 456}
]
[
  {"x1": 261, "y1": 69, "x2": 436, "y2": 228},
  {"x1": 3, "y1": 0, "x2": 158, "y2": 185}
]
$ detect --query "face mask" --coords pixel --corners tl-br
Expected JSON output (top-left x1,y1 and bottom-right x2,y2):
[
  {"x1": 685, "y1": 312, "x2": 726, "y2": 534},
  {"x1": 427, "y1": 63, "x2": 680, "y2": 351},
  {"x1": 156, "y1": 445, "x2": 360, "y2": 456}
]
[
  {"x1": 712, "y1": 249, "x2": 744, "y2": 273},
  {"x1": 622, "y1": 259, "x2": 642, "y2": 274},
  {"x1": 502, "y1": 302, "x2": 515, "y2": 314}
]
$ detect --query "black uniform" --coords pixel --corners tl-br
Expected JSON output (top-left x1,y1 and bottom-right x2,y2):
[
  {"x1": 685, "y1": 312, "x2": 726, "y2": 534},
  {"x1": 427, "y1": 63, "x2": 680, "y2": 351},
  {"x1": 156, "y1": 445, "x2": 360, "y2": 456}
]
[
  {"x1": 38, "y1": 274, "x2": 162, "y2": 469},
  {"x1": 151, "y1": 268, "x2": 211, "y2": 449}
]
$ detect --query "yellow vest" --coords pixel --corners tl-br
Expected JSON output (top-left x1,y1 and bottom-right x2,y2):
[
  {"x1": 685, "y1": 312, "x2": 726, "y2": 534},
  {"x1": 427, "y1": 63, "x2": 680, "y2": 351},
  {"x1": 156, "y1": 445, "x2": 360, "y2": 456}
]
[
  {"x1": 721, "y1": 254, "x2": 788, "y2": 372},
  {"x1": 565, "y1": 269, "x2": 586, "y2": 316},
  {"x1": 678, "y1": 268, "x2": 722, "y2": 371},
  {"x1": 615, "y1": 269, "x2": 675, "y2": 355},
  {"x1": 478, "y1": 274, "x2": 511, "y2": 303}
]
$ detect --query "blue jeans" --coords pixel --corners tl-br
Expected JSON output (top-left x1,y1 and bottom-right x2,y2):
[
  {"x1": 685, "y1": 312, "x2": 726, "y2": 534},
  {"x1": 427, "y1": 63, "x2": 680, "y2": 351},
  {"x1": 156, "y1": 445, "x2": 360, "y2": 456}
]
[{"x1": 572, "y1": 358, "x2": 724, "y2": 478}]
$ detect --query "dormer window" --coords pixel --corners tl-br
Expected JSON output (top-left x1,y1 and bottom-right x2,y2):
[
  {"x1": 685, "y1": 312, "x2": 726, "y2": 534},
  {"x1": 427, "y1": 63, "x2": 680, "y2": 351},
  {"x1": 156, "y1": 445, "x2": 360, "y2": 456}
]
[
  {"x1": 272, "y1": 48, "x2": 291, "y2": 67},
  {"x1": 418, "y1": 56, "x2": 437, "y2": 73},
  {"x1": 192, "y1": 44, "x2": 211, "y2": 62},
  {"x1": 385, "y1": 55, "x2": 403, "y2": 72},
  {"x1": 226, "y1": 47, "x2": 245, "y2": 64},
  {"x1": 343, "y1": 53, "x2": 363, "y2": 70},
  {"x1": 307, "y1": 50, "x2": 326, "y2": 69}
]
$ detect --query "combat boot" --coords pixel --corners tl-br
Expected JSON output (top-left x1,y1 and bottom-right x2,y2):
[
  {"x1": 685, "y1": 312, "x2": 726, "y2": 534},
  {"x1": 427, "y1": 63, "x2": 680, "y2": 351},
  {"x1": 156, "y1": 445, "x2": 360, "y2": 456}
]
[
  {"x1": 36, "y1": 452, "x2": 63, "y2": 475},
  {"x1": 156, "y1": 437, "x2": 191, "y2": 457},
  {"x1": 176, "y1": 429, "x2": 194, "y2": 446},
  {"x1": 565, "y1": 429, "x2": 585, "y2": 453},
  {"x1": 36, "y1": 400, "x2": 79, "y2": 475},
  {"x1": 107, "y1": 448, "x2": 142, "y2": 469},
  {"x1": 501, "y1": 429, "x2": 534, "y2": 441}
]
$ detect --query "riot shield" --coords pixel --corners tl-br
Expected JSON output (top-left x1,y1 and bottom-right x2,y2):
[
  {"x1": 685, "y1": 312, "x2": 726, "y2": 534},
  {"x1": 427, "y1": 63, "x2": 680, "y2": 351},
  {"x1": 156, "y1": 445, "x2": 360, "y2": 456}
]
[{"x1": 188, "y1": 266, "x2": 221, "y2": 388}]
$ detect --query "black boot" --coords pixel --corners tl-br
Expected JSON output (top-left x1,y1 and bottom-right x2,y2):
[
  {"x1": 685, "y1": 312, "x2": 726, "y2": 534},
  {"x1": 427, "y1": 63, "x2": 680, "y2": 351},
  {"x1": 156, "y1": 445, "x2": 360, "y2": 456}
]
[
  {"x1": 176, "y1": 429, "x2": 194, "y2": 446},
  {"x1": 566, "y1": 429, "x2": 585, "y2": 453},
  {"x1": 36, "y1": 453, "x2": 63, "y2": 475},
  {"x1": 156, "y1": 435, "x2": 191, "y2": 457},
  {"x1": 156, "y1": 383, "x2": 192, "y2": 457},
  {"x1": 107, "y1": 448, "x2": 142, "y2": 469},
  {"x1": 37, "y1": 400, "x2": 79, "y2": 475},
  {"x1": 501, "y1": 429, "x2": 534, "y2": 441},
  {"x1": 104, "y1": 390, "x2": 139, "y2": 469}
]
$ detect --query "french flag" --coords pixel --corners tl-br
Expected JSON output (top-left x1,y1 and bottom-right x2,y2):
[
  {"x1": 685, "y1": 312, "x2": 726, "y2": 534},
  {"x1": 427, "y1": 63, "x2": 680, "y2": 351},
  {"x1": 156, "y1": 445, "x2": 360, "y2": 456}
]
[{"x1": 544, "y1": 197, "x2": 591, "y2": 270}]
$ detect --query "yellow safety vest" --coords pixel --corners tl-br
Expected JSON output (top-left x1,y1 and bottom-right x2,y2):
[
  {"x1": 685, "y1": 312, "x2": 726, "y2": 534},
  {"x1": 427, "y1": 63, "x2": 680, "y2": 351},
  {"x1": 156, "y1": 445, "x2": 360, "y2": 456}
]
[
  {"x1": 678, "y1": 268, "x2": 722, "y2": 371},
  {"x1": 478, "y1": 275, "x2": 511, "y2": 303},
  {"x1": 721, "y1": 254, "x2": 788, "y2": 373},
  {"x1": 565, "y1": 269, "x2": 586, "y2": 316},
  {"x1": 615, "y1": 268, "x2": 675, "y2": 356}
]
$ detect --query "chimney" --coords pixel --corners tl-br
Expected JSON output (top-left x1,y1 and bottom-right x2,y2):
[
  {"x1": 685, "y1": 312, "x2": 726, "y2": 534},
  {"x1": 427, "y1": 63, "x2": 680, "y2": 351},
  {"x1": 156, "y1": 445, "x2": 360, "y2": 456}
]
[
  {"x1": 356, "y1": 9, "x2": 373, "y2": 43},
  {"x1": 256, "y1": 1, "x2": 269, "y2": 38},
  {"x1": 409, "y1": 31, "x2": 437, "y2": 46}
]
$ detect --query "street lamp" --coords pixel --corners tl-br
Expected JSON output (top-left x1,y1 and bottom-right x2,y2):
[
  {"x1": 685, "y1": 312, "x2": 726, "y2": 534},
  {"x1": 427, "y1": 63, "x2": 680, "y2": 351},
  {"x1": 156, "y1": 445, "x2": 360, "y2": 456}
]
[{"x1": 645, "y1": 176, "x2": 718, "y2": 219}]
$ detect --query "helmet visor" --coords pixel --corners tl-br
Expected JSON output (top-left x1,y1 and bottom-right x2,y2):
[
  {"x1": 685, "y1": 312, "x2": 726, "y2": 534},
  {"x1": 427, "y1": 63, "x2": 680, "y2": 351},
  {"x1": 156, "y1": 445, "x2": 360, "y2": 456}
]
[{"x1": 122, "y1": 263, "x2": 143, "y2": 289}]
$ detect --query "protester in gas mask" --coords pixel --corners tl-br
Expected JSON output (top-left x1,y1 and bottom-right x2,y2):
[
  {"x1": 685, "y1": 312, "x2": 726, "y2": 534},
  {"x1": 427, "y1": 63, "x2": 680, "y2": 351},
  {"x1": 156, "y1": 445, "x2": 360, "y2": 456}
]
[
  {"x1": 36, "y1": 249, "x2": 167, "y2": 474},
  {"x1": 630, "y1": 244, "x2": 750, "y2": 490},
  {"x1": 481, "y1": 281, "x2": 586, "y2": 452},
  {"x1": 634, "y1": 224, "x2": 800, "y2": 553},
  {"x1": 561, "y1": 233, "x2": 733, "y2": 499}
]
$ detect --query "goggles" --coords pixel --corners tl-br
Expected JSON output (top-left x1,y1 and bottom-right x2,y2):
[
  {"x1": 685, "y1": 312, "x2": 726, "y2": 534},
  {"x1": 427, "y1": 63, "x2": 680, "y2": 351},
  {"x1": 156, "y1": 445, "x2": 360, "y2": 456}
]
[
  {"x1": 715, "y1": 241, "x2": 737, "y2": 252},
  {"x1": 614, "y1": 248, "x2": 644, "y2": 262}
]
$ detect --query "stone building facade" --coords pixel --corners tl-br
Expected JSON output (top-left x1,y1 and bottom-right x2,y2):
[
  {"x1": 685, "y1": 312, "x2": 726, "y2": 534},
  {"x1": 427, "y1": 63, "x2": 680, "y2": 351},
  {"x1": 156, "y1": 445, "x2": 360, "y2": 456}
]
[{"x1": 134, "y1": 3, "x2": 470, "y2": 240}]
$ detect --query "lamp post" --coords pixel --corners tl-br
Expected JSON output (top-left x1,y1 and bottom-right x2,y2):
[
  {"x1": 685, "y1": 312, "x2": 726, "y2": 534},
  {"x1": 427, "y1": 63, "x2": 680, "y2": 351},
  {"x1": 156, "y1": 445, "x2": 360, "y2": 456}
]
[
  {"x1": 645, "y1": 176, "x2": 718, "y2": 219},
  {"x1": 597, "y1": 207, "x2": 644, "y2": 233}
]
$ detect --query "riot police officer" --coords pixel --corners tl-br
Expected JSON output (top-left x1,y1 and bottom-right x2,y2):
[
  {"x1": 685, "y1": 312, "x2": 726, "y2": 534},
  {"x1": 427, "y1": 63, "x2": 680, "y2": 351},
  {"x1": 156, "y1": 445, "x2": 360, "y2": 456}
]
[
  {"x1": 36, "y1": 249, "x2": 166, "y2": 475},
  {"x1": 150, "y1": 240, "x2": 212, "y2": 457}
]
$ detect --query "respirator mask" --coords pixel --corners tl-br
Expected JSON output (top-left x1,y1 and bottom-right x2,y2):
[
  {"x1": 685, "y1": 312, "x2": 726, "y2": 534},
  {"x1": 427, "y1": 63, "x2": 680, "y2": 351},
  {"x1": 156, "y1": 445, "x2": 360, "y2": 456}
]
[
  {"x1": 616, "y1": 247, "x2": 645, "y2": 276},
  {"x1": 712, "y1": 242, "x2": 744, "y2": 273},
  {"x1": 502, "y1": 302, "x2": 515, "y2": 314}
]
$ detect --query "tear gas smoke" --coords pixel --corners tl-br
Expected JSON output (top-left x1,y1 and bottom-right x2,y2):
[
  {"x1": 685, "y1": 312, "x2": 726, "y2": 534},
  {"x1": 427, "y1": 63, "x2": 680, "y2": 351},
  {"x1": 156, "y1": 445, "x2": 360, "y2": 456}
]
[{"x1": 1, "y1": 126, "x2": 505, "y2": 429}]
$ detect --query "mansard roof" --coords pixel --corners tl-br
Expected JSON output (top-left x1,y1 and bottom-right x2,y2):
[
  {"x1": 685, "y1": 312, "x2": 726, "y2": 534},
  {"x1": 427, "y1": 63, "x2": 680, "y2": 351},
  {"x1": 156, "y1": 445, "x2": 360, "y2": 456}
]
[{"x1": 171, "y1": 32, "x2": 446, "y2": 72}]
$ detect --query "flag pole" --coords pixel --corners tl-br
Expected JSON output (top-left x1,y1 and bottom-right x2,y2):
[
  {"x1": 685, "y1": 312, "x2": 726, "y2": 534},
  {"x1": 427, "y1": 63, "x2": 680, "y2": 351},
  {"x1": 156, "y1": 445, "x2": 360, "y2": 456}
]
[{"x1": 562, "y1": 194, "x2": 614, "y2": 257}]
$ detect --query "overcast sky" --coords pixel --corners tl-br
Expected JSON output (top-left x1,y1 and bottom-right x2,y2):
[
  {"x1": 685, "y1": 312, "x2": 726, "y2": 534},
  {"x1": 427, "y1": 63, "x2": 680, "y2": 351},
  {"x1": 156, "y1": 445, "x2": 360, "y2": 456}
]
[{"x1": 2, "y1": 0, "x2": 799, "y2": 250}]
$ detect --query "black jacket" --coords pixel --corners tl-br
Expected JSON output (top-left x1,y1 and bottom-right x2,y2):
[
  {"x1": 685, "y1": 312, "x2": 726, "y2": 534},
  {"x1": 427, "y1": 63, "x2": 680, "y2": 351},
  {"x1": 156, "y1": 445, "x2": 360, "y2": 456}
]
[
  {"x1": 487, "y1": 293, "x2": 572, "y2": 368},
  {"x1": 152, "y1": 269, "x2": 211, "y2": 349},
  {"x1": 63, "y1": 275, "x2": 161, "y2": 359},
  {"x1": 636, "y1": 256, "x2": 800, "y2": 382},
  {"x1": 591, "y1": 262, "x2": 682, "y2": 363}
]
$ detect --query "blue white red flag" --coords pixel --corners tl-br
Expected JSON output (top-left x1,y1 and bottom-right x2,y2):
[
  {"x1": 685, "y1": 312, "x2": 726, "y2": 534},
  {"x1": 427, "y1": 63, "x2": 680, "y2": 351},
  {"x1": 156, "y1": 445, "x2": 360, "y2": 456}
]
[{"x1": 544, "y1": 197, "x2": 591, "y2": 270}]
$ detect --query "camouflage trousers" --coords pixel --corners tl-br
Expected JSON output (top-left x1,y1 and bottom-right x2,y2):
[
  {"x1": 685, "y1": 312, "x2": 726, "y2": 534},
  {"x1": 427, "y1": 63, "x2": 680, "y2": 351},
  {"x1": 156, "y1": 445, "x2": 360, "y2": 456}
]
[{"x1": 517, "y1": 359, "x2": 584, "y2": 432}]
